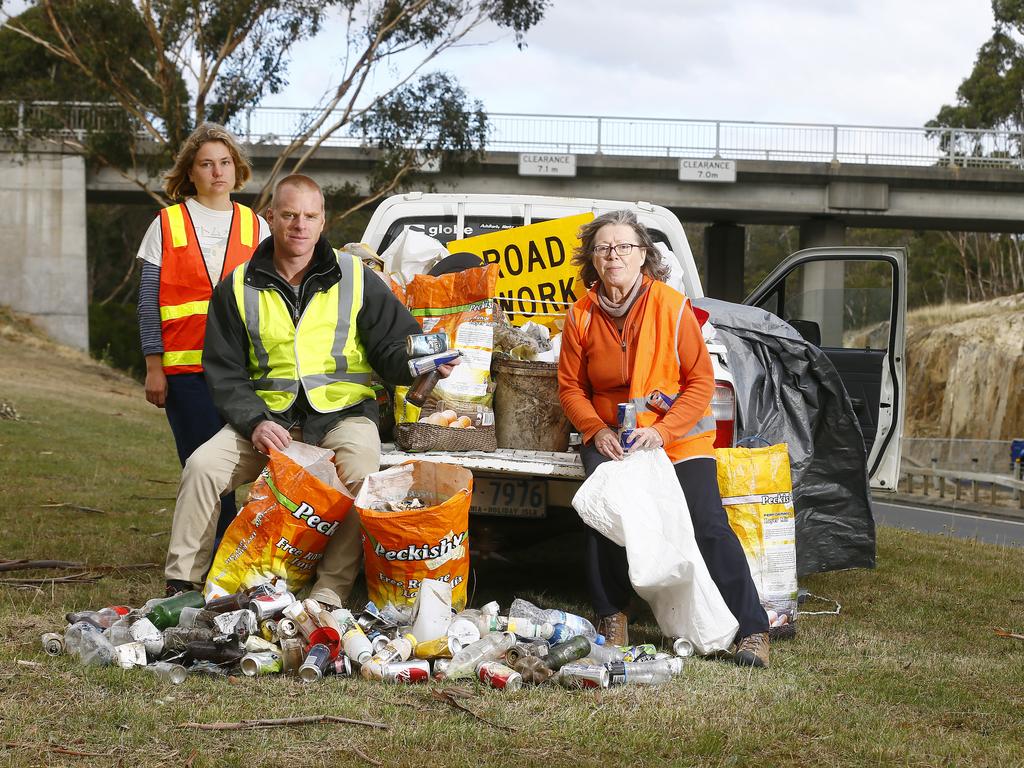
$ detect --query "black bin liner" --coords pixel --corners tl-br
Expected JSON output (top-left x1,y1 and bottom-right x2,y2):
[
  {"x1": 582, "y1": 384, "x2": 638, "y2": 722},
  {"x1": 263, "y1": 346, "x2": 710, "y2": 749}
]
[{"x1": 694, "y1": 298, "x2": 875, "y2": 576}]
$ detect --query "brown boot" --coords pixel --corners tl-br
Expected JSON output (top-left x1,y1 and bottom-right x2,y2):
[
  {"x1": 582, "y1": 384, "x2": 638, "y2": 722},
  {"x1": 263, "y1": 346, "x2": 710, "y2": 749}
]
[
  {"x1": 596, "y1": 612, "x2": 628, "y2": 647},
  {"x1": 734, "y1": 632, "x2": 770, "y2": 668}
]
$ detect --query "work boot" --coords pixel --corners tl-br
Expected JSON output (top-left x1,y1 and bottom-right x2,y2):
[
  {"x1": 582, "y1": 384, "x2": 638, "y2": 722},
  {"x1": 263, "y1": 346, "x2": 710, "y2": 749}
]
[
  {"x1": 596, "y1": 612, "x2": 628, "y2": 647},
  {"x1": 733, "y1": 632, "x2": 770, "y2": 668}
]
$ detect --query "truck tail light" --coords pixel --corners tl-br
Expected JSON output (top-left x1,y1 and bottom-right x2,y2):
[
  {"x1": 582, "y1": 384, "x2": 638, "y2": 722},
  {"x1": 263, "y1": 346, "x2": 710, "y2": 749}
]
[{"x1": 711, "y1": 381, "x2": 735, "y2": 448}]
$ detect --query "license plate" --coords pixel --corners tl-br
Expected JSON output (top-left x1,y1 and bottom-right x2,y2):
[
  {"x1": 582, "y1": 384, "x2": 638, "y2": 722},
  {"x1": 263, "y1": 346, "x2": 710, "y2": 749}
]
[{"x1": 471, "y1": 478, "x2": 547, "y2": 518}]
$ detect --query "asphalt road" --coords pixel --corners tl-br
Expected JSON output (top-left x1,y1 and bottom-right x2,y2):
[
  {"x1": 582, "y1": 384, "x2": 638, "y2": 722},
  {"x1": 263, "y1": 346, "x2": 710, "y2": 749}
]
[{"x1": 873, "y1": 499, "x2": 1024, "y2": 547}]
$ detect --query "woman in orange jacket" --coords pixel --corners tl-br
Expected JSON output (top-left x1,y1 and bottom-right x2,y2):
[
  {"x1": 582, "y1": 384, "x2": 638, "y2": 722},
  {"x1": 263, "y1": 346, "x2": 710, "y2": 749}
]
[{"x1": 557, "y1": 210, "x2": 770, "y2": 667}]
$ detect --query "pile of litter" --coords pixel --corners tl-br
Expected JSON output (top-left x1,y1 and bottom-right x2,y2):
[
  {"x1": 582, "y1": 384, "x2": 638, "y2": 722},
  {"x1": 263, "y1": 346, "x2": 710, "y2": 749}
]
[{"x1": 43, "y1": 579, "x2": 691, "y2": 690}]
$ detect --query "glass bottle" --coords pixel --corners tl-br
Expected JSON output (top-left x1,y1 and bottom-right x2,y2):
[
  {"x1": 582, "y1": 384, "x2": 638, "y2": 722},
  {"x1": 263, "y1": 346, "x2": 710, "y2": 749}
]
[
  {"x1": 545, "y1": 635, "x2": 592, "y2": 670},
  {"x1": 146, "y1": 590, "x2": 205, "y2": 631}
]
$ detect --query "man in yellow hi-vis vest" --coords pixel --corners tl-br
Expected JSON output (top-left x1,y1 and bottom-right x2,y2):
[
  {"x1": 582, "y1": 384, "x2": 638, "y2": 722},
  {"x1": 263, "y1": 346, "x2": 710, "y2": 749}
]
[{"x1": 164, "y1": 174, "x2": 457, "y2": 600}]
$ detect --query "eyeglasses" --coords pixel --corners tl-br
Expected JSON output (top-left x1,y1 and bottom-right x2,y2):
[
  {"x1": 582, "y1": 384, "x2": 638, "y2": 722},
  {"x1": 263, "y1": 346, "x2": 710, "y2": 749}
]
[{"x1": 592, "y1": 243, "x2": 643, "y2": 258}]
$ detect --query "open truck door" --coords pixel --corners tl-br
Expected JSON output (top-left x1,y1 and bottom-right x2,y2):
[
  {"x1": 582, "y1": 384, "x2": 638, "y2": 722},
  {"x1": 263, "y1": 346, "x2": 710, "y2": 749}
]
[{"x1": 744, "y1": 247, "x2": 907, "y2": 491}]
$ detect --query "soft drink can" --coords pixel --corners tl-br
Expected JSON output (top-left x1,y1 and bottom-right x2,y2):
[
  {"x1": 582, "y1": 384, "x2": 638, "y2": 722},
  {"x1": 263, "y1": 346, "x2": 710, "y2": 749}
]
[
  {"x1": 407, "y1": 331, "x2": 448, "y2": 357},
  {"x1": 619, "y1": 428, "x2": 636, "y2": 451},
  {"x1": 617, "y1": 402, "x2": 637, "y2": 430},
  {"x1": 477, "y1": 661, "x2": 523, "y2": 692},
  {"x1": 260, "y1": 619, "x2": 279, "y2": 642},
  {"x1": 298, "y1": 643, "x2": 332, "y2": 683},
  {"x1": 645, "y1": 390, "x2": 677, "y2": 415},
  {"x1": 213, "y1": 609, "x2": 257, "y2": 638},
  {"x1": 407, "y1": 349, "x2": 462, "y2": 377},
  {"x1": 249, "y1": 592, "x2": 294, "y2": 620},
  {"x1": 383, "y1": 659, "x2": 431, "y2": 684},
  {"x1": 245, "y1": 583, "x2": 277, "y2": 600},
  {"x1": 558, "y1": 663, "x2": 609, "y2": 689},
  {"x1": 146, "y1": 661, "x2": 188, "y2": 684},
  {"x1": 240, "y1": 651, "x2": 282, "y2": 677},
  {"x1": 277, "y1": 618, "x2": 299, "y2": 640},
  {"x1": 331, "y1": 655, "x2": 354, "y2": 676},
  {"x1": 672, "y1": 638, "x2": 695, "y2": 658},
  {"x1": 432, "y1": 658, "x2": 451, "y2": 678},
  {"x1": 367, "y1": 630, "x2": 390, "y2": 655},
  {"x1": 41, "y1": 632, "x2": 64, "y2": 656}
]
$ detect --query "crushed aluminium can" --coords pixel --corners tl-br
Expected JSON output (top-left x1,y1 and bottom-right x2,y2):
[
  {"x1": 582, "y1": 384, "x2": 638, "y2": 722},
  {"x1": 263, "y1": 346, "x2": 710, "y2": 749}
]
[
  {"x1": 477, "y1": 661, "x2": 523, "y2": 692},
  {"x1": 446, "y1": 617, "x2": 481, "y2": 653},
  {"x1": 407, "y1": 349, "x2": 462, "y2": 377},
  {"x1": 619, "y1": 643, "x2": 658, "y2": 663},
  {"x1": 249, "y1": 592, "x2": 294, "y2": 621},
  {"x1": 240, "y1": 651, "x2": 283, "y2": 676},
  {"x1": 645, "y1": 389, "x2": 678, "y2": 416},
  {"x1": 298, "y1": 643, "x2": 332, "y2": 683},
  {"x1": 382, "y1": 659, "x2": 431, "y2": 684},
  {"x1": 557, "y1": 663, "x2": 609, "y2": 689},
  {"x1": 672, "y1": 638, "x2": 695, "y2": 658},
  {"x1": 40, "y1": 632, "x2": 64, "y2": 656},
  {"x1": 331, "y1": 655, "x2": 354, "y2": 677}
]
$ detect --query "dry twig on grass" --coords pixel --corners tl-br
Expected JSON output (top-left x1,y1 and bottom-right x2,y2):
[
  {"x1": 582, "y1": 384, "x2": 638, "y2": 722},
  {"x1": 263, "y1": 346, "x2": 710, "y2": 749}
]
[
  {"x1": 39, "y1": 502, "x2": 106, "y2": 514},
  {"x1": 430, "y1": 688, "x2": 516, "y2": 732},
  {"x1": 994, "y1": 627, "x2": 1024, "y2": 641},
  {"x1": 0, "y1": 572, "x2": 101, "y2": 586},
  {"x1": 0, "y1": 559, "x2": 158, "y2": 573},
  {"x1": 177, "y1": 715, "x2": 389, "y2": 731}
]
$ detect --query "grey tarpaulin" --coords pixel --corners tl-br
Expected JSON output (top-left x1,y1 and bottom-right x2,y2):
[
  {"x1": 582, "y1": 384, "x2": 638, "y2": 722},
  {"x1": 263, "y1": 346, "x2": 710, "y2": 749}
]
[{"x1": 693, "y1": 297, "x2": 876, "y2": 576}]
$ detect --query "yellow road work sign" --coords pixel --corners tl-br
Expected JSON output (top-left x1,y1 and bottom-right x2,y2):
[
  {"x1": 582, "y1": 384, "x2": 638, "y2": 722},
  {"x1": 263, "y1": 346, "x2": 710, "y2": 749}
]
[{"x1": 447, "y1": 213, "x2": 594, "y2": 326}]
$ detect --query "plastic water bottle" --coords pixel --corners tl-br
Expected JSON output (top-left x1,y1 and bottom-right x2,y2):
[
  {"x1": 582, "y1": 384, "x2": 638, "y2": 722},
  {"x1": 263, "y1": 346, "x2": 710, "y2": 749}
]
[
  {"x1": 332, "y1": 608, "x2": 373, "y2": 665},
  {"x1": 64, "y1": 621, "x2": 116, "y2": 666},
  {"x1": 605, "y1": 658, "x2": 683, "y2": 686},
  {"x1": 581, "y1": 642, "x2": 624, "y2": 665},
  {"x1": 504, "y1": 616, "x2": 554, "y2": 640},
  {"x1": 509, "y1": 598, "x2": 602, "y2": 643},
  {"x1": 65, "y1": 606, "x2": 127, "y2": 629},
  {"x1": 439, "y1": 632, "x2": 516, "y2": 680}
]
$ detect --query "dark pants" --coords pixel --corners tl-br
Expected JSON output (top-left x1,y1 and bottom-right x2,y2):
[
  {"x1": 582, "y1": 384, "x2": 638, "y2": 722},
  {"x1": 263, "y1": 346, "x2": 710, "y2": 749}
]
[
  {"x1": 582, "y1": 445, "x2": 769, "y2": 639},
  {"x1": 165, "y1": 373, "x2": 236, "y2": 540}
]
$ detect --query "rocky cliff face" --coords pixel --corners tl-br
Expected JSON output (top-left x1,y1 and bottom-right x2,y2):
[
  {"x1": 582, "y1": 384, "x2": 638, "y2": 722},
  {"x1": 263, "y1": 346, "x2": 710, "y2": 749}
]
[{"x1": 905, "y1": 293, "x2": 1024, "y2": 439}]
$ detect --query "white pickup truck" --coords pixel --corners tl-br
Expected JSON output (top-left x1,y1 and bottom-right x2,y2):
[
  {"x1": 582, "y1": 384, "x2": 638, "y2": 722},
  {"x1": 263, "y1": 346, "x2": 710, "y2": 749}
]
[{"x1": 361, "y1": 192, "x2": 906, "y2": 525}]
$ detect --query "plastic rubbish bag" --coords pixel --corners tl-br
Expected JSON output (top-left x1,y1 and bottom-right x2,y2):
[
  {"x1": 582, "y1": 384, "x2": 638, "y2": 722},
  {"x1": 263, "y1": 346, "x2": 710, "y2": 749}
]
[
  {"x1": 380, "y1": 228, "x2": 449, "y2": 287},
  {"x1": 572, "y1": 449, "x2": 738, "y2": 654},
  {"x1": 204, "y1": 443, "x2": 354, "y2": 600},
  {"x1": 717, "y1": 444, "x2": 799, "y2": 635},
  {"x1": 356, "y1": 461, "x2": 472, "y2": 611}
]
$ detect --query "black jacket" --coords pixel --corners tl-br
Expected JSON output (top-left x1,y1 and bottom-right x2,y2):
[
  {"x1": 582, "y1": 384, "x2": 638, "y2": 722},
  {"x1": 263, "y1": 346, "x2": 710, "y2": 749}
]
[{"x1": 203, "y1": 235, "x2": 419, "y2": 445}]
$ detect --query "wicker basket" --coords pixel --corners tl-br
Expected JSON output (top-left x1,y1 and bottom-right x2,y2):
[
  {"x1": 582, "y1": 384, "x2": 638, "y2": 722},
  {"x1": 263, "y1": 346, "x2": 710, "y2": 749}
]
[{"x1": 396, "y1": 422, "x2": 497, "y2": 453}]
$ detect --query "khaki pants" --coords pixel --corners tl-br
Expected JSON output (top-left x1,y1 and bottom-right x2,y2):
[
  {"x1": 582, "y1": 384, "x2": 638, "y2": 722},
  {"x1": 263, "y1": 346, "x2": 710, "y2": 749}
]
[{"x1": 165, "y1": 416, "x2": 380, "y2": 601}]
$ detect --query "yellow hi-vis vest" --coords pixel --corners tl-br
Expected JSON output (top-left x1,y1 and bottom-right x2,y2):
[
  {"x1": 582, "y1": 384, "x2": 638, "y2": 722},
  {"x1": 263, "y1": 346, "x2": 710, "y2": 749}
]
[{"x1": 231, "y1": 252, "x2": 375, "y2": 413}]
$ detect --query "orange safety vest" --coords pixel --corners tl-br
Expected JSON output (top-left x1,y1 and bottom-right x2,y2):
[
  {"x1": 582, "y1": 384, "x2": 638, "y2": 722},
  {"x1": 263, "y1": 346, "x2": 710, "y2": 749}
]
[
  {"x1": 569, "y1": 281, "x2": 717, "y2": 462},
  {"x1": 158, "y1": 202, "x2": 258, "y2": 374}
]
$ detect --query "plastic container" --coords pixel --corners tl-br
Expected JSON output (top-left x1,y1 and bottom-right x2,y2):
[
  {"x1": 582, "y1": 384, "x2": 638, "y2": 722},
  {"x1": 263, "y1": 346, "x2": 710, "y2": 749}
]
[
  {"x1": 493, "y1": 358, "x2": 570, "y2": 451},
  {"x1": 63, "y1": 621, "x2": 116, "y2": 666},
  {"x1": 440, "y1": 632, "x2": 516, "y2": 680},
  {"x1": 509, "y1": 599, "x2": 601, "y2": 643}
]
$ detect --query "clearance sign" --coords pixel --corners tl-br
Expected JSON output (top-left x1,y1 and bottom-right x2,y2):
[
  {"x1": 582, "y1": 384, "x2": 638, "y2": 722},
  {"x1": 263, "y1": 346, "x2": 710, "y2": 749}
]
[{"x1": 447, "y1": 213, "x2": 593, "y2": 326}]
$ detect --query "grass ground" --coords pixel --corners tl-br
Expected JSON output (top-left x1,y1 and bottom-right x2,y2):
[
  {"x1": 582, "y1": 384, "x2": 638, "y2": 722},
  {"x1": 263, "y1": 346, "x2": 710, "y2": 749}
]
[{"x1": 1, "y1": 315, "x2": 1023, "y2": 768}]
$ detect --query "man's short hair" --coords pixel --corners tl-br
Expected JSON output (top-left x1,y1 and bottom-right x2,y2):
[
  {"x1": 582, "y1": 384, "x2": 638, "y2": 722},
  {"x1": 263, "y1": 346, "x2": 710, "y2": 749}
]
[{"x1": 271, "y1": 174, "x2": 324, "y2": 209}]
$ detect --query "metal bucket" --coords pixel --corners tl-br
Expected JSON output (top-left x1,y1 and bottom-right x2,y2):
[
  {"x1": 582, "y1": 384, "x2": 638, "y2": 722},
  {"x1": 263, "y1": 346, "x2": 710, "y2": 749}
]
[{"x1": 493, "y1": 358, "x2": 570, "y2": 452}]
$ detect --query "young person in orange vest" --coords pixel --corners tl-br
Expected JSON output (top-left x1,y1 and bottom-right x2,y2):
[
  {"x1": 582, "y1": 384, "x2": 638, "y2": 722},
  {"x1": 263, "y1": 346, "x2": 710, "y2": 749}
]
[
  {"x1": 557, "y1": 210, "x2": 771, "y2": 668},
  {"x1": 136, "y1": 123, "x2": 270, "y2": 566}
]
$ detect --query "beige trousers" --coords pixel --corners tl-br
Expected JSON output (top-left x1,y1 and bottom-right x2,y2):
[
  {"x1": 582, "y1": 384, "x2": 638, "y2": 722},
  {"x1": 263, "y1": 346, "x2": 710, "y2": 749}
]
[{"x1": 165, "y1": 416, "x2": 380, "y2": 601}]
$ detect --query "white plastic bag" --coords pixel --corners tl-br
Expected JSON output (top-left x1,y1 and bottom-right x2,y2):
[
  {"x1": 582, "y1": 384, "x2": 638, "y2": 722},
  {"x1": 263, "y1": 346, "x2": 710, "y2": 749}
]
[
  {"x1": 380, "y1": 227, "x2": 449, "y2": 287},
  {"x1": 572, "y1": 449, "x2": 739, "y2": 654}
]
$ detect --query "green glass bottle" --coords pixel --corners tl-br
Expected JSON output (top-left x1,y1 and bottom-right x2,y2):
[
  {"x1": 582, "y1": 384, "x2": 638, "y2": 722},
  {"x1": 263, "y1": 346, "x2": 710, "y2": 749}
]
[{"x1": 146, "y1": 590, "x2": 206, "y2": 630}]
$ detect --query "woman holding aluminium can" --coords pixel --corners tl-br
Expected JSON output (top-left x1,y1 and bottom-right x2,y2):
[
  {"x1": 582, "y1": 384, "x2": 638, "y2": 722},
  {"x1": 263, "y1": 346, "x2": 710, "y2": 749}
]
[
  {"x1": 556, "y1": 210, "x2": 770, "y2": 667},
  {"x1": 135, "y1": 123, "x2": 270, "y2": 583}
]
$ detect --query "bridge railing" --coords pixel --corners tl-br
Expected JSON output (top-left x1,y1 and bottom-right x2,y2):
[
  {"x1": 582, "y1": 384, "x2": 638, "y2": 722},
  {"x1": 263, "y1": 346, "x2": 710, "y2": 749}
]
[{"x1": 6, "y1": 101, "x2": 1024, "y2": 170}]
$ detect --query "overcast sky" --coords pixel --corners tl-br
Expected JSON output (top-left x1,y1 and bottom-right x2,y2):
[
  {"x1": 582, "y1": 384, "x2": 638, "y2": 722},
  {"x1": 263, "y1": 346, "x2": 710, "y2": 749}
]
[{"x1": 266, "y1": 0, "x2": 996, "y2": 127}]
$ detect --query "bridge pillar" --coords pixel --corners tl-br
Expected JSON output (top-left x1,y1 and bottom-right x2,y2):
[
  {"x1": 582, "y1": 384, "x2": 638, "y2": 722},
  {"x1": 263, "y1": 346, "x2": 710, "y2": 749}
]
[
  {"x1": 799, "y1": 218, "x2": 845, "y2": 249},
  {"x1": 0, "y1": 152, "x2": 88, "y2": 350},
  {"x1": 702, "y1": 223, "x2": 745, "y2": 302}
]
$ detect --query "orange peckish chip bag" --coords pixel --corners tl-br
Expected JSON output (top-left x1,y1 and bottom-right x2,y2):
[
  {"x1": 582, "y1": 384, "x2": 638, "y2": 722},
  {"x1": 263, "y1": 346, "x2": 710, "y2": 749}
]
[
  {"x1": 406, "y1": 264, "x2": 499, "y2": 407},
  {"x1": 204, "y1": 444, "x2": 354, "y2": 600},
  {"x1": 356, "y1": 461, "x2": 472, "y2": 611}
]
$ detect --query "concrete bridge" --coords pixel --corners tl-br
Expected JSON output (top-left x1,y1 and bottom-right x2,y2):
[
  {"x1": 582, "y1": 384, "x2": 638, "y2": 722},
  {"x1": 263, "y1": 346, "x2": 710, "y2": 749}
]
[{"x1": 4, "y1": 106, "x2": 1024, "y2": 348}]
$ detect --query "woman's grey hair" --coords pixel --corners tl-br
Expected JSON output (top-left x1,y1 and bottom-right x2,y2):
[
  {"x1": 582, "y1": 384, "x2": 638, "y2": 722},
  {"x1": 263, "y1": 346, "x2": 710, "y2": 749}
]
[{"x1": 571, "y1": 209, "x2": 670, "y2": 288}]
